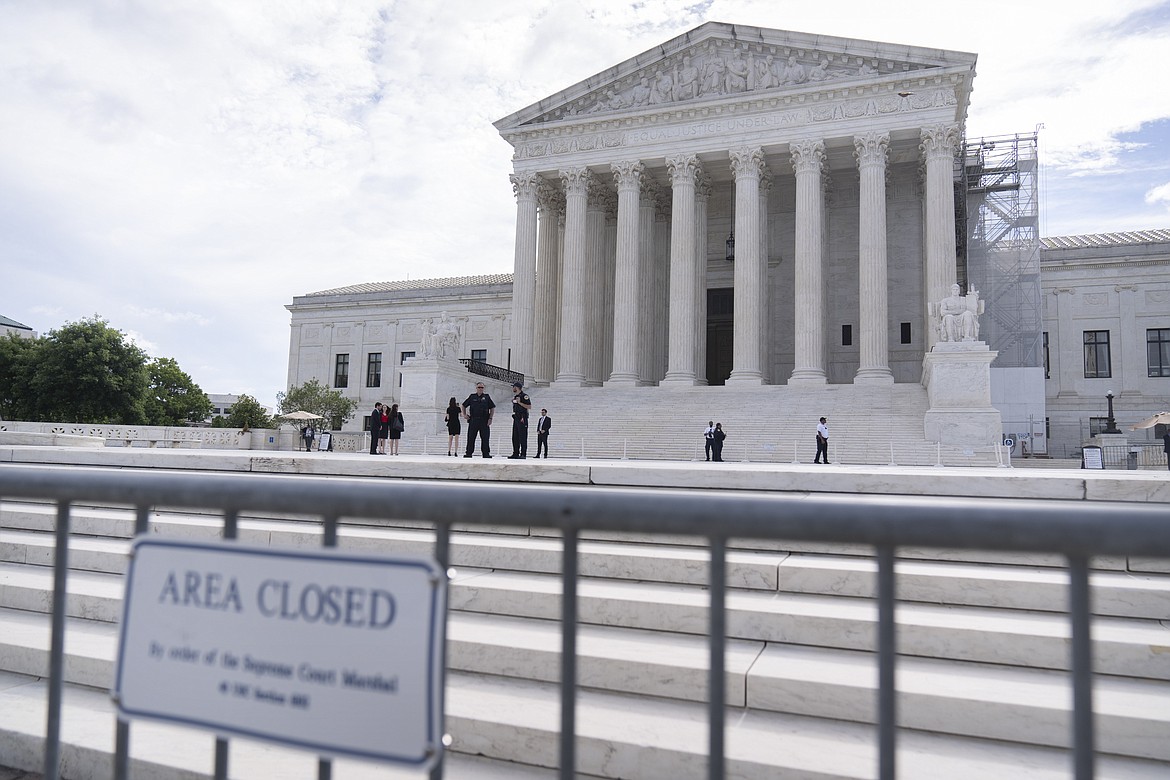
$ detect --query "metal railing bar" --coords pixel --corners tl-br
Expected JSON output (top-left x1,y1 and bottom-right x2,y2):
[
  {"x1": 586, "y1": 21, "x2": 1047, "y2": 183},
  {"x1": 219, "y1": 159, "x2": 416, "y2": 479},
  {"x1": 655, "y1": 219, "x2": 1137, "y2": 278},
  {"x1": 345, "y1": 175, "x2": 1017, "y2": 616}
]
[
  {"x1": 43, "y1": 500, "x2": 71, "y2": 780},
  {"x1": 114, "y1": 506, "x2": 151, "y2": 780},
  {"x1": 2, "y1": 467, "x2": 1167, "y2": 558},
  {"x1": 560, "y1": 528, "x2": 579, "y2": 780},
  {"x1": 215, "y1": 508, "x2": 240, "y2": 780},
  {"x1": 319, "y1": 512, "x2": 339, "y2": 780},
  {"x1": 876, "y1": 546, "x2": 897, "y2": 780},
  {"x1": 1069, "y1": 555, "x2": 1095, "y2": 780},
  {"x1": 430, "y1": 521, "x2": 451, "y2": 780},
  {"x1": 707, "y1": 536, "x2": 727, "y2": 780}
]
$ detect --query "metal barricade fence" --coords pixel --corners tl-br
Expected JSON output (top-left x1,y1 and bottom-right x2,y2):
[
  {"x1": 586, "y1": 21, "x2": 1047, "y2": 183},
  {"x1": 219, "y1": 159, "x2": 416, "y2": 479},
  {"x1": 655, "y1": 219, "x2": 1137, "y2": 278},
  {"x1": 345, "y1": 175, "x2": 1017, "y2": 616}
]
[{"x1": 2, "y1": 464, "x2": 1169, "y2": 780}]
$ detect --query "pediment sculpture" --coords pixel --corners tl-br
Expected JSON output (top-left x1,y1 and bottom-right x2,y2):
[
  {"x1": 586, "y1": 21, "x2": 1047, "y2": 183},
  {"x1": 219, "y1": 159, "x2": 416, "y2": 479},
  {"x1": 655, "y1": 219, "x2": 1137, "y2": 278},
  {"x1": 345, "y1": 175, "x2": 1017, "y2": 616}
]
[
  {"x1": 929, "y1": 283, "x2": 984, "y2": 343},
  {"x1": 530, "y1": 38, "x2": 929, "y2": 124}
]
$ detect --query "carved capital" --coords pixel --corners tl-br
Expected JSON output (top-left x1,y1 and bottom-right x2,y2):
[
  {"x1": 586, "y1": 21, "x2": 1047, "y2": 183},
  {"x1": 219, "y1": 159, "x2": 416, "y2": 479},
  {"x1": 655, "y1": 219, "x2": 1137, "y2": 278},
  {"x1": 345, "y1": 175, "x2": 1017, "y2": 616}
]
[
  {"x1": 790, "y1": 139, "x2": 826, "y2": 177},
  {"x1": 559, "y1": 166, "x2": 596, "y2": 197},
  {"x1": 919, "y1": 123, "x2": 960, "y2": 161},
  {"x1": 611, "y1": 160, "x2": 646, "y2": 191},
  {"x1": 695, "y1": 173, "x2": 712, "y2": 202},
  {"x1": 639, "y1": 177, "x2": 661, "y2": 204},
  {"x1": 729, "y1": 146, "x2": 766, "y2": 180},
  {"x1": 537, "y1": 180, "x2": 560, "y2": 211},
  {"x1": 759, "y1": 169, "x2": 774, "y2": 195},
  {"x1": 666, "y1": 154, "x2": 702, "y2": 186},
  {"x1": 510, "y1": 171, "x2": 540, "y2": 201},
  {"x1": 853, "y1": 131, "x2": 889, "y2": 169}
]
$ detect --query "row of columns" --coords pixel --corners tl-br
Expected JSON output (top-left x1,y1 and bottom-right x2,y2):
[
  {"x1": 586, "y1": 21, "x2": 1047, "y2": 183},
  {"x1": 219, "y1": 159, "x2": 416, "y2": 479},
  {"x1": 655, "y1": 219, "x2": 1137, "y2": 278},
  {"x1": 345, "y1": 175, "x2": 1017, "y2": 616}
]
[{"x1": 508, "y1": 124, "x2": 960, "y2": 387}]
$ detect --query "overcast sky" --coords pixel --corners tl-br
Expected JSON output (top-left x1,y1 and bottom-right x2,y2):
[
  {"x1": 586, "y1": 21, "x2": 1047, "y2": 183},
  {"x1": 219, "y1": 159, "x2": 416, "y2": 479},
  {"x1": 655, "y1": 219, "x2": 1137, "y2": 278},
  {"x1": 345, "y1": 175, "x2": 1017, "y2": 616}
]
[{"x1": 2, "y1": 0, "x2": 1168, "y2": 410}]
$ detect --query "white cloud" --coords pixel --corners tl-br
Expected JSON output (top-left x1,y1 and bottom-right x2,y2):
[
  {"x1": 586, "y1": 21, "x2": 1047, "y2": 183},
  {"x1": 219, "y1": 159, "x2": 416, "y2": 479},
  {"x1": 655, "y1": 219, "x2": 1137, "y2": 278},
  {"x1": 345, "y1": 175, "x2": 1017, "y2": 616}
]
[{"x1": 1146, "y1": 182, "x2": 1170, "y2": 206}]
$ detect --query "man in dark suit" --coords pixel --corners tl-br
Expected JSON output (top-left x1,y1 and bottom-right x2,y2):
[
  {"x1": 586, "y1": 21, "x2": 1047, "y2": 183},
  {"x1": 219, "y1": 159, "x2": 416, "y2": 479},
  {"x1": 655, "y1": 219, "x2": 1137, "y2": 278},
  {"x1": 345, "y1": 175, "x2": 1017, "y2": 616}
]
[
  {"x1": 536, "y1": 408, "x2": 551, "y2": 458},
  {"x1": 368, "y1": 402, "x2": 383, "y2": 455}
]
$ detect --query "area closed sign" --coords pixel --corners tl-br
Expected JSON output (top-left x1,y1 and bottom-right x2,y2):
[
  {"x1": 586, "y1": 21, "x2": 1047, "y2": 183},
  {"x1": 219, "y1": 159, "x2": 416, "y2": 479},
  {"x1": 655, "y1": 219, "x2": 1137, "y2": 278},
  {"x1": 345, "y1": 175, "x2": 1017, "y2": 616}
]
[{"x1": 114, "y1": 537, "x2": 446, "y2": 769}]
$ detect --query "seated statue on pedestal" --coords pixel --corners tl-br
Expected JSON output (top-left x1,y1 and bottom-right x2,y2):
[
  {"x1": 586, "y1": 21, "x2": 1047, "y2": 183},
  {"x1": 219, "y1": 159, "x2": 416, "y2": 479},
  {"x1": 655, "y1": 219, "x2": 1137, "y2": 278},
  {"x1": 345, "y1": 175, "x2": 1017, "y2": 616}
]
[
  {"x1": 422, "y1": 311, "x2": 462, "y2": 361},
  {"x1": 929, "y1": 283, "x2": 984, "y2": 343}
]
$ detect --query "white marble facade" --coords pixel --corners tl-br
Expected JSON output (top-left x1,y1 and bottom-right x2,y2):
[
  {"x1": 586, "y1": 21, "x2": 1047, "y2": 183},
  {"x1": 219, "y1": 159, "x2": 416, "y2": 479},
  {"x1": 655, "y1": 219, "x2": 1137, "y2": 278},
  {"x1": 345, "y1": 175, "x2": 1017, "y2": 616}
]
[{"x1": 497, "y1": 22, "x2": 976, "y2": 388}]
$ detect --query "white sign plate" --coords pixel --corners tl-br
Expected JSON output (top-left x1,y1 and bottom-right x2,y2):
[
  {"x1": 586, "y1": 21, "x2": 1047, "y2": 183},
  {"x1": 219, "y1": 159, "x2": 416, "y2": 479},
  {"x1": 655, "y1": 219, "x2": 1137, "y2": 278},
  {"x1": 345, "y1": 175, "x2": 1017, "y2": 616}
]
[{"x1": 114, "y1": 537, "x2": 446, "y2": 769}]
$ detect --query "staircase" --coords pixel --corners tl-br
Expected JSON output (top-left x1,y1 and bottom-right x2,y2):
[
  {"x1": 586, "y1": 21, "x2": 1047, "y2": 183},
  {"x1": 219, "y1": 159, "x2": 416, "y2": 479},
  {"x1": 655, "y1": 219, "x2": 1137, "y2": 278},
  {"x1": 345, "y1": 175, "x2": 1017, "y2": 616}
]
[{"x1": 3, "y1": 492, "x2": 1168, "y2": 778}]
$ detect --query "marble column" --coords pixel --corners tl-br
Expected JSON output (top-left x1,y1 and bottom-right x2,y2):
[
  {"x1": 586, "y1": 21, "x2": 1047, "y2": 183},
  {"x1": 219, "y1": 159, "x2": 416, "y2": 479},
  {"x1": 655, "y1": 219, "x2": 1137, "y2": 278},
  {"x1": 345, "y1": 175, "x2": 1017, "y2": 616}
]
[
  {"x1": 921, "y1": 124, "x2": 960, "y2": 350},
  {"x1": 663, "y1": 154, "x2": 702, "y2": 385},
  {"x1": 727, "y1": 146, "x2": 766, "y2": 385},
  {"x1": 553, "y1": 167, "x2": 592, "y2": 386},
  {"x1": 508, "y1": 172, "x2": 540, "y2": 381},
  {"x1": 602, "y1": 197, "x2": 617, "y2": 384},
  {"x1": 554, "y1": 206, "x2": 565, "y2": 376},
  {"x1": 693, "y1": 175, "x2": 711, "y2": 384},
  {"x1": 637, "y1": 179, "x2": 660, "y2": 384},
  {"x1": 1051, "y1": 287, "x2": 1076, "y2": 397},
  {"x1": 584, "y1": 186, "x2": 608, "y2": 385},
  {"x1": 758, "y1": 170, "x2": 773, "y2": 382},
  {"x1": 1116, "y1": 284, "x2": 1140, "y2": 396},
  {"x1": 532, "y1": 181, "x2": 561, "y2": 385},
  {"x1": 789, "y1": 139, "x2": 827, "y2": 384},
  {"x1": 854, "y1": 131, "x2": 894, "y2": 384},
  {"x1": 607, "y1": 161, "x2": 645, "y2": 386}
]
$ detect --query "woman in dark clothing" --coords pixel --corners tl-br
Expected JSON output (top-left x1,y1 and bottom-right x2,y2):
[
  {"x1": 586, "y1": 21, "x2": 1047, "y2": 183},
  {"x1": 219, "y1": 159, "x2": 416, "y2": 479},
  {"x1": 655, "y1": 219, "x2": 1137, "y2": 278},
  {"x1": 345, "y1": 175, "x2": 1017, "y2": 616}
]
[
  {"x1": 387, "y1": 403, "x2": 404, "y2": 455},
  {"x1": 445, "y1": 397, "x2": 462, "y2": 456}
]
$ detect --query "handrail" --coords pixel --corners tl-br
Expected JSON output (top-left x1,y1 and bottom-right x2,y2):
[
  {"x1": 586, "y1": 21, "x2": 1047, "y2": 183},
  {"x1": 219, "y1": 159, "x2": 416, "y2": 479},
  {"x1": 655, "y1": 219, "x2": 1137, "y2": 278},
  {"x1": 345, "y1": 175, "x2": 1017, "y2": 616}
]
[{"x1": 458, "y1": 359, "x2": 523, "y2": 386}]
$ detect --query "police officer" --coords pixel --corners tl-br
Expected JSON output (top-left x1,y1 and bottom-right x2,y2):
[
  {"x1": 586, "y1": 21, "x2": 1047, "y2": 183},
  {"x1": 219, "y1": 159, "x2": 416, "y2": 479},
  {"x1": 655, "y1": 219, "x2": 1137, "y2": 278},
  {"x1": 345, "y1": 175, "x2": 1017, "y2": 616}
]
[
  {"x1": 508, "y1": 380, "x2": 532, "y2": 459},
  {"x1": 461, "y1": 381, "x2": 495, "y2": 458}
]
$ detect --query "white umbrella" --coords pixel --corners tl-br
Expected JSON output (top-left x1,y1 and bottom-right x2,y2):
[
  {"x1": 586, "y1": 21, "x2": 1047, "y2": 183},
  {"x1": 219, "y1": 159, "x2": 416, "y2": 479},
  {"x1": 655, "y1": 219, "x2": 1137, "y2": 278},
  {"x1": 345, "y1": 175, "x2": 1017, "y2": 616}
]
[
  {"x1": 280, "y1": 410, "x2": 324, "y2": 421},
  {"x1": 1130, "y1": 412, "x2": 1170, "y2": 430}
]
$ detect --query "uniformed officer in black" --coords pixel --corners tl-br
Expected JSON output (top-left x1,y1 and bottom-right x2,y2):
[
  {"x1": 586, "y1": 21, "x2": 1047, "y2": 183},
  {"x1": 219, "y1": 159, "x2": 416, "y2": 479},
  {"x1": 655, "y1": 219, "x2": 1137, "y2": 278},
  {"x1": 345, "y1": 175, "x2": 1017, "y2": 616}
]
[
  {"x1": 508, "y1": 380, "x2": 532, "y2": 459},
  {"x1": 461, "y1": 381, "x2": 495, "y2": 458}
]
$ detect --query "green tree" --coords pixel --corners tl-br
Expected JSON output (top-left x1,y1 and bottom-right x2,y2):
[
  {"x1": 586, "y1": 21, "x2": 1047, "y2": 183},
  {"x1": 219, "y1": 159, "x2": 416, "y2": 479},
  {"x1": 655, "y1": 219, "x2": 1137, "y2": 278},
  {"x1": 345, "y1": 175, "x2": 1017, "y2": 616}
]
[
  {"x1": 0, "y1": 334, "x2": 41, "y2": 420},
  {"x1": 144, "y1": 357, "x2": 213, "y2": 426},
  {"x1": 276, "y1": 379, "x2": 358, "y2": 430},
  {"x1": 225, "y1": 394, "x2": 273, "y2": 430},
  {"x1": 30, "y1": 316, "x2": 150, "y2": 424}
]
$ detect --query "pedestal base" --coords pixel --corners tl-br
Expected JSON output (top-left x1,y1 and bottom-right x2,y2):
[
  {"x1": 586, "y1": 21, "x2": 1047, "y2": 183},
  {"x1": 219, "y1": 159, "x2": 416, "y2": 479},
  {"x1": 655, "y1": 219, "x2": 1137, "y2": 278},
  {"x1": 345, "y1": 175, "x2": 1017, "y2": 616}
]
[{"x1": 922, "y1": 342, "x2": 1002, "y2": 446}]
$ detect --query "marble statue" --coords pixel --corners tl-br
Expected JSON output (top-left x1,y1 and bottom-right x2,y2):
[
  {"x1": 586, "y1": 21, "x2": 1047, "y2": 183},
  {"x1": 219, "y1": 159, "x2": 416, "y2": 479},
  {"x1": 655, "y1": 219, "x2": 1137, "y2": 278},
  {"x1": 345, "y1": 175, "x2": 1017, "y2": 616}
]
[
  {"x1": 420, "y1": 318, "x2": 437, "y2": 358},
  {"x1": 931, "y1": 283, "x2": 984, "y2": 343},
  {"x1": 434, "y1": 311, "x2": 462, "y2": 360},
  {"x1": 675, "y1": 56, "x2": 700, "y2": 101}
]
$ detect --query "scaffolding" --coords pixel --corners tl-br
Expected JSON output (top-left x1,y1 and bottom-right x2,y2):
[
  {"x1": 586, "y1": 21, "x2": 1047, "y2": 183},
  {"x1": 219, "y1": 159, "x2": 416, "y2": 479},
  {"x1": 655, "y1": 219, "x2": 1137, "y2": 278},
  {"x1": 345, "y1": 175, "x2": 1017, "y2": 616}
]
[{"x1": 956, "y1": 132, "x2": 1043, "y2": 368}]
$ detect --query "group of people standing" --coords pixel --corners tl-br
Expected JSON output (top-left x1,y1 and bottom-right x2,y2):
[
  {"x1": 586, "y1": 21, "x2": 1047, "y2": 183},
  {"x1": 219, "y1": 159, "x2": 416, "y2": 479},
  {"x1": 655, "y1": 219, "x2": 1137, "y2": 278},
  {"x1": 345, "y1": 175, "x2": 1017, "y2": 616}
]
[
  {"x1": 367, "y1": 402, "x2": 404, "y2": 455},
  {"x1": 701, "y1": 416, "x2": 830, "y2": 464},
  {"x1": 450, "y1": 380, "x2": 551, "y2": 459}
]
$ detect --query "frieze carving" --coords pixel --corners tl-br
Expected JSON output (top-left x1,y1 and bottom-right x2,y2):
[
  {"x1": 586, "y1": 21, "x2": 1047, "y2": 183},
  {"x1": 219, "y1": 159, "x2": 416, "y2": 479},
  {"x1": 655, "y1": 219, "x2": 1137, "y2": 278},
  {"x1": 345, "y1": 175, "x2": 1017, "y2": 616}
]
[
  {"x1": 1083, "y1": 292, "x2": 1108, "y2": 306},
  {"x1": 335, "y1": 326, "x2": 353, "y2": 341},
  {"x1": 531, "y1": 38, "x2": 935, "y2": 124},
  {"x1": 303, "y1": 326, "x2": 321, "y2": 341},
  {"x1": 366, "y1": 325, "x2": 386, "y2": 341},
  {"x1": 1147, "y1": 291, "x2": 1169, "y2": 305}
]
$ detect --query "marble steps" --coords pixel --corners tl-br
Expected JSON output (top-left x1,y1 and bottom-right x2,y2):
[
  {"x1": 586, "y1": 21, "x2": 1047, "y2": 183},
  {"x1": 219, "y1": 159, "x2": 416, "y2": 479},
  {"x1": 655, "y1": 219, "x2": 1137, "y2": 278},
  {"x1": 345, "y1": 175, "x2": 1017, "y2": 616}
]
[
  {"x1": 4, "y1": 557, "x2": 1169, "y2": 682},
  {"x1": 2, "y1": 509, "x2": 1159, "y2": 616},
  {"x1": 0, "y1": 671, "x2": 568, "y2": 780},
  {"x1": 3, "y1": 608, "x2": 1169, "y2": 768}
]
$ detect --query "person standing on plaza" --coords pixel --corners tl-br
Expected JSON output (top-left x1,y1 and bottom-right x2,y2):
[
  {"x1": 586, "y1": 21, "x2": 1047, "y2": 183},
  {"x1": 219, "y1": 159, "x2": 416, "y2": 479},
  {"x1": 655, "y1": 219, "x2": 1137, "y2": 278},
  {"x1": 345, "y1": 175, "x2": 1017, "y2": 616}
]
[
  {"x1": 462, "y1": 381, "x2": 495, "y2": 458},
  {"x1": 814, "y1": 416, "x2": 830, "y2": 464},
  {"x1": 445, "y1": 397, "x2": 462, "y2": 456},
  {"x1": 303, "y1": 424, "x2": 315, "y2": 452},
  {"x1": 509, "y1": 381, "x2": 532, "y2": 459},
  {"x1": 1163, "y1": 429, "x2": 1170, "y2": 471},
  {"x1": 712, "y1": 423, "x2": 726, "y2": 462},
  {"x1": 378, "y1": 405, "x2": 390, "y2": 454},
  {"x1": 369, "y1": 402, "x2": 383, "y2": 455},
  {"x1": 704, "y1": 421, "x2": 716, "y2": 461},
  {"x1": 387, "y1": 403, "x2": 404, "y2": 456},
  {"x1": 536, "y1": 408, "x2": 552, "y2": 458}
]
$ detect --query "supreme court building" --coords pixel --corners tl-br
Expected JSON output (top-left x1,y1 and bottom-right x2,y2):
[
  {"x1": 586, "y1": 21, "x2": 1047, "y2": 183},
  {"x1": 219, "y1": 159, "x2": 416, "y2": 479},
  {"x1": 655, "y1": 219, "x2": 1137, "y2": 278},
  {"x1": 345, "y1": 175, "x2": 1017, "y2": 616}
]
[{"x1": 286, "y1": 22, "x2": 1170, "y2": 457}]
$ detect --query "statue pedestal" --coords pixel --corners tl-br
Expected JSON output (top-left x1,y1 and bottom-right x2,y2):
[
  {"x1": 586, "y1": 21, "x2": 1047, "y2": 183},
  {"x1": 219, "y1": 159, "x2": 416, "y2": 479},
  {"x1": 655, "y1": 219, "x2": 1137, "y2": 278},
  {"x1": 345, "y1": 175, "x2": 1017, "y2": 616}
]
[
  {"x1": 399, "y1": 357, "x2": 475, "y2": 436},
  {"x1": 922, "y1": 342, "x2": 1003, "y2": 446}
]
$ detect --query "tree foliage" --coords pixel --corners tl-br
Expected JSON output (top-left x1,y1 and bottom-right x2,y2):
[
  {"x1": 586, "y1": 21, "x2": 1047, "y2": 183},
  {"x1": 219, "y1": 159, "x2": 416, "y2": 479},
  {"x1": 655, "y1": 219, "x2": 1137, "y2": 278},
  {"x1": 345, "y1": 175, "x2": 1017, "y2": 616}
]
[
  {"x1": 276, "y1": 379, "x2": 357, "y2": 430},
  {"x1": 225, "y1": 394, "x2": 273, "y2": 430},
  {"x1": 29, "y1": 316, "x2": 150, "y2": 424},
  {"x1": 145, "y1": 357, "x2": 213, "y2": 426},
  {"x1": 0, "y1": 316, "x2": 213, "y2": 426}
]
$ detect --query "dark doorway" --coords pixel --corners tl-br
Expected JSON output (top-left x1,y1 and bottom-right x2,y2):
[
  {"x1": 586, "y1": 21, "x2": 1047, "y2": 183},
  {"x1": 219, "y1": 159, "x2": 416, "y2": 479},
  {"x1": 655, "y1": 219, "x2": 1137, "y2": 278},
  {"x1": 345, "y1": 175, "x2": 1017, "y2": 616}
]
[{"x1": 706, "y1": 287, "x2": 733, "y2": 385}]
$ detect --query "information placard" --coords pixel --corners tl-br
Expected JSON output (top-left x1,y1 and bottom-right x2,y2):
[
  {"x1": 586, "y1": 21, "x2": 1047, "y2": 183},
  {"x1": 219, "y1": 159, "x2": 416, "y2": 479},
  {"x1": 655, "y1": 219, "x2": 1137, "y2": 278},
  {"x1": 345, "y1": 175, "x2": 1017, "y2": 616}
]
[
  {"x1": 1081, "y1": 445, "x2": 1105, "y2": 470},
  {"x1": 115, "y1": 538, "x2": 445, "y2": 769}
]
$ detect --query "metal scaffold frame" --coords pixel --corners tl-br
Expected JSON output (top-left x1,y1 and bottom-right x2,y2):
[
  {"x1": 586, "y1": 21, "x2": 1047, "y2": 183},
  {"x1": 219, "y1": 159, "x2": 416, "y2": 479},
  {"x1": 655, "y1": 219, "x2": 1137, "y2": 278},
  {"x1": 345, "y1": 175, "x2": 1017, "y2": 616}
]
[{"x1": 956, "y1": 132, "x2": 1043, "y2": 369}]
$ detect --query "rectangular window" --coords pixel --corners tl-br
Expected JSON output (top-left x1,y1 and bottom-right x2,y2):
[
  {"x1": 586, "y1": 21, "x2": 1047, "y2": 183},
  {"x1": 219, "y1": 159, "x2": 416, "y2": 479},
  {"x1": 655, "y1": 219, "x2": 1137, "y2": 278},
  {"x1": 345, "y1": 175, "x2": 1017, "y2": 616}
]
[
  {"x1": 1088, "y1": 417, "x2": 1109, "y2": 437},
  {"x1": 333, "y1": 354, "x2": 349, "y2": 388},
  {"x1": 1083, "y1": 331, "x2": 1111, "y2": 378},
  {"x1": 1042, "y1": 332, "x2": 1050, "y2": 379},
  {"x1": 366, "y1": 353, "x2": 382, "y2": 388},
  {"x1": 471, "y1": 349, "x2": 487, "y2": 363},
  {"x1": 900, "y1": 322, "x2": 912, "y2": 345},
  {"x1": 1148, "y1": 328, "x2": 1170, "y2": 377},
  {"x1": 841, "y1": 324, "x2": 852, "y2": 346},
  {"x1": 400, "y1": 351, "x2": 415, "y2": 365}
]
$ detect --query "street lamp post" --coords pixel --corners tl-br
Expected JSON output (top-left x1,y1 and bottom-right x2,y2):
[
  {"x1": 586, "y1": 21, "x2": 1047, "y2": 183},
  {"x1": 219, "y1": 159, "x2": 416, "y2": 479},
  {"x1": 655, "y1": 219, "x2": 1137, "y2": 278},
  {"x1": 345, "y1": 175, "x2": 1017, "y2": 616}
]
[{"x1": 1104, "y1": 390, "x2": 1121, "y2": 434}]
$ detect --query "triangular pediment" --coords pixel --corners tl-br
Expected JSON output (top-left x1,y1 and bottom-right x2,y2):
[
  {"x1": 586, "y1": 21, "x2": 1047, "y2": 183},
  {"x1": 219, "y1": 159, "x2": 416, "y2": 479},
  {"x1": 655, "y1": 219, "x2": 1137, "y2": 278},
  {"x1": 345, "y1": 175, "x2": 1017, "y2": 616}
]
[{"x1": 495, "y1": 22, "x2": 976, "y2": 131}]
